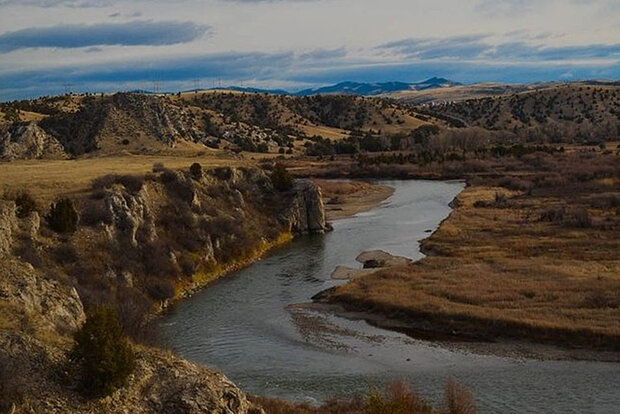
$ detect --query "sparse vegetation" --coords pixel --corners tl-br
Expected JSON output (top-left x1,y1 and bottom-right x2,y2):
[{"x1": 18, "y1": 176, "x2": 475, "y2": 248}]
[
  {"x1": 270, "y1": 163, "x2": 294, "y2": 191},
  {"x1": 251, "y1": 380, "x2": 475, "y2": 414}
]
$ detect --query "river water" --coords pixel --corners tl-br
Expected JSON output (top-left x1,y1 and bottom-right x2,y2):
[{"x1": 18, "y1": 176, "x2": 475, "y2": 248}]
[{"x1": 161, "y1": 180, "x2": 619, "y2": 413}]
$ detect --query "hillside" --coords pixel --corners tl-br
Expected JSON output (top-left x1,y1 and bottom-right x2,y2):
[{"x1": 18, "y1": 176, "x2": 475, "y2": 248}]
[
  {"x1": 296, "y1": 77, "x2": 461, "y2": 96},
  {"x1": 0, "y1": 92, "x2": 430, "y2": 160},
  {"x1": 416, "y1": 83, "x2": 620, "y2": 142}
]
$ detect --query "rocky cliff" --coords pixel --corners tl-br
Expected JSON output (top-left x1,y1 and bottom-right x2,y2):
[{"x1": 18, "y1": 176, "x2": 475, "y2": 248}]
[
  {"x1": 0, "y1": 122, "x2": 68, "y2": 160},
  {"x1": 0, "y1": 166, "x2": 327, "y2": 413}
]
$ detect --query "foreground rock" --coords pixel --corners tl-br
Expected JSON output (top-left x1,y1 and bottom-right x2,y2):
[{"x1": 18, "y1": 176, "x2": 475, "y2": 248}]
[
  {"x1": 0, "y1": 256, "x2": 264, "y2": 413},
  {"x1": 330, "y1": 250, "x2": 413, "y2": 280}
]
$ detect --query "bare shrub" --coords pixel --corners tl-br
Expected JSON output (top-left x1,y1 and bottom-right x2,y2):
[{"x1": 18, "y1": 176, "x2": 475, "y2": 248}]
[
  {"x1": 13, "y1": 191, "x2": 38, "y2": 218},
  {"x1": 115, "y1": 286, "x2": 160, "y2": 345},
  {"x1": 79, "y1": 198, "x2": 112, "y2": 226},
  {"x1": 498, "y1": 177, "x2": 532, "y2": 192},
  {"x1": 539, "y1": 206, "x2": 566, "y2": 222},
  {"x1": 568, "y1": 207, "x2": 592, "y2": 228},
  {"x1": 145, "y1": 277, "x2": 176, "y2": 301},
  {"x1": 53, "y1": 243, "x2": 79, "y2": 265},
  {"x1": 442, "y1": 379, "x2": 476, "y2": 414},
  {"x1": 366, "y1": 381, "x2": 430, "y2": 414}
]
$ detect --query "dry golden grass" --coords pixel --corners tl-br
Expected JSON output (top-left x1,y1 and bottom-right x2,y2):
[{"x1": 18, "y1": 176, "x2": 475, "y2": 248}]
[
  {"x1": 0, "y1": 154, "x2": 247, "y2": 204},
  {"x1": 331, "y1": 154, "x2": 620, "y2": 349},
  {"x1": 250, "y1": 380, "x2": 475, "y2": 414}
]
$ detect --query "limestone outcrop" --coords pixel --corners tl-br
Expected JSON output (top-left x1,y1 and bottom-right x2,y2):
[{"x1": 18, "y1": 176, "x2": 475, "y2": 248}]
[
  {"x1": 0, "y1": 166, "x2": 327, "y2": 413},
  {"x1": 287, "y1": 179, "x2": 329, "y2": 235},
  {"x1": 104, "y1": 185, "x2": 157, "y2": 247},
  {"x1": 0, "y1": 122, "x2": 68, "y2": 160}
]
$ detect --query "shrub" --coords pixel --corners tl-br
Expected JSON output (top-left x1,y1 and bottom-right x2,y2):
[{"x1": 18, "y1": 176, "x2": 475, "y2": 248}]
[
  {"x1": 366, "y1": 381, "x2": 430, "y2": 414},
  {"x1": 539, "y1": 206, "x2": 566, "y2": 222},
  {"x1": 569, "y1": 207, "x2": 592, "y2": 228},
  {"x1": 46, "y1": 198, "x2": 79, "y2": 233},
  {"x1": 71, "y1": 307, "x2": 135, "y2": 397},
  {"x1": 443, "y1": 379, "x2": 476, "y2": 414},
  {"x1": 270, "y1": 163, "x2": 294, "y2": 192},
  {"x1": 145, "y1": 278, "x2": 176, "y2": 301},
  {"x1": 14, "y1": 191, "x2": 38, "y2": 218},
  {"x1": 189, "y1": 162, "x2": 203, "y2": 179},
  {"x1": 0, "y1": 354, "x2": 25, "y2": 412},
  {"x1": 92, "y1": 174, "x2": 145, "y2": 193}
]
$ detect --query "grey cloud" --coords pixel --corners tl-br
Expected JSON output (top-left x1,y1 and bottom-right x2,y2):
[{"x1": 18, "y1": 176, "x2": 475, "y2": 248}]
[{"x1": 0, "y1": 20, "x2": 210, "y2": 53}]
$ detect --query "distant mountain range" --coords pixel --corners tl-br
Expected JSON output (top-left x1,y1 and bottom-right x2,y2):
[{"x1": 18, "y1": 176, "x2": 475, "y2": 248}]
[{"x1": 207, "y1": 77, "x2": 462, "y2": 97}]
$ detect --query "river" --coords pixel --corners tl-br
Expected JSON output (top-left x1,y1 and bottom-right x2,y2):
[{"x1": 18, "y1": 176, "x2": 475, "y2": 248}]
[{"x1": 160, "y1": 180, "x2": 619, "y2": 413}]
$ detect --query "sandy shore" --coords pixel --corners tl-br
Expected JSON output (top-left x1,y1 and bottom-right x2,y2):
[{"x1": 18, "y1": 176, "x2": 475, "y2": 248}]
[
  {"x1": 313, "y1": 179, "x2": 394, "y2": 221},
  {"x1": 302, "y1": 300, "x2": 620, "y2": 362}
]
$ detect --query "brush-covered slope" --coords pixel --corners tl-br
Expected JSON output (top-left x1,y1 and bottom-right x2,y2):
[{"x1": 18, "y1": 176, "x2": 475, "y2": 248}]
[
  {"x1": 0, "y1": 92, "x2": 430, "y2": 159},
  {"x1": 418, "y1": 83, "x2": 620, "y2": 142}
]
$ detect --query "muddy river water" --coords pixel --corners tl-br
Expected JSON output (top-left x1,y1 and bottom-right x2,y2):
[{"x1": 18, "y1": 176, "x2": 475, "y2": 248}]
[{"x1": 161, "y1": 180, "x2": 619, "y2": 413}]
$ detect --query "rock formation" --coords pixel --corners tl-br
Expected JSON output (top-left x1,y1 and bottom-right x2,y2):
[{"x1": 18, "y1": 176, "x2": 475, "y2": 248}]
[
  {"x1": 287, "y1": 179, "x2": 329, "y2": 234},
  {"x1": 0, "y1": 122, "x2": 68, "y2": 160}
]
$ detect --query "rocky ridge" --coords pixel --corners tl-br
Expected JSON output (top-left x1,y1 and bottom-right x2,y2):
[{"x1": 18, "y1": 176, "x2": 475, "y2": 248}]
[{"x1": 0, "y1": 166, "x2": 327, "y2": 413}]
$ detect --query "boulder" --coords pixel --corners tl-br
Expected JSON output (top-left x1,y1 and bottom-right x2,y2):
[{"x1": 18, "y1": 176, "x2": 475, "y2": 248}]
[{"x1": 356, "y1": 250, "x2": 413, "y2": 268}]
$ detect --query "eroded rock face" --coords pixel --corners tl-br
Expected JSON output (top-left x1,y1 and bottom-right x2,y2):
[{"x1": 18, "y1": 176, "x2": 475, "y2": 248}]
[
  {"x1": 287, "y1": 179, "x2": 329, "y2": 235},
  {"x1": 0, "y1": 259, "x2": 85, "y2": 336},
  {"x1": 104, "y1": 185, "x2": 156, "y2": 247},
  {"x1": 0, "y1": 201, "x2": 17, "y2": 255},
  {"x1": 0, "y1": 122, "x2": 68, "y2": 160},
  {"x1": 0, "y1": 259, "x2": 261, "y2": 414}
]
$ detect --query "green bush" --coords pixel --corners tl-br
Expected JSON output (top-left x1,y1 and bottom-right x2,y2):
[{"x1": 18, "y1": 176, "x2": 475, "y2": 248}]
[
  {"x1": 270, "y1": 163, "x2": 294, "y2": 192},
  {"x1": 71, "y1": 307, "x2": 136, "y2": 397},
  {"x1": 189, "y1": 162, "x2": 203, "y2": 179},
  {"x1": 46, "y1": 198, "x2": 79, "y2": 233}
]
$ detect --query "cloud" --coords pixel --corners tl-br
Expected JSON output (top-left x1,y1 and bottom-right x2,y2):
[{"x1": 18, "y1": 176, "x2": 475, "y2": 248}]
[
  {"x1": 378, "y1": 35, "x2": 491, "y2": 60},
  {"x1": 378, "y1": 35, "x2": 620, "y2": 63},
  {"x1": 0, "y1": 20, "x2": 210, "y2": 53},
  {"x1": 0, "y1": 51, "x2": 295, "y2": 87},
  {"x1": 298, "y1": 47, "x2": 347, "y2": 60},
  {"x1": 0, "y1": 0, "x2": 112, "y2": 7}
]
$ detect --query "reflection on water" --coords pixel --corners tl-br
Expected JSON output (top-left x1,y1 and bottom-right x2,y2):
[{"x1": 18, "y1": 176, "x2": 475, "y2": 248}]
[{"x1": 161, "y1": 180, "x2": 619, "y2": 413}]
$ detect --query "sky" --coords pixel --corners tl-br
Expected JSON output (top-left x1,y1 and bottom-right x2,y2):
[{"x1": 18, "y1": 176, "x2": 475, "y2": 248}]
[{"x1": 0, "y1": 0, "x2": 619, "y2": 100}]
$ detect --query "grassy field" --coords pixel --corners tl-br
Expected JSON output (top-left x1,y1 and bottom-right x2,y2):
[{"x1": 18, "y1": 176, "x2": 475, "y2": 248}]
[
  {"x1": 0, "y1": 153, "x2": 253, "y2": 203},
  {"x1": 326, "y1": 150, "x2": 620, "y2": 350}
]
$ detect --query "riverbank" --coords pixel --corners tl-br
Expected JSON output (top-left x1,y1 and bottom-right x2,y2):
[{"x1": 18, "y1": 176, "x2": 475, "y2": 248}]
[
  {"x1": 313, "y1": 179, "x2": 394, "y2": 221},
  {"x1": 315, "y1": 151, "x2": 620, "y2": 357}
]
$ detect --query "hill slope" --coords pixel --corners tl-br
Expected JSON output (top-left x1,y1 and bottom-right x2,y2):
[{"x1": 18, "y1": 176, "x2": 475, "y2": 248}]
[
  {"x1": 0, "y1": 92, "x2": 431, "y2": 159},
  {"x1": 415, "y1": 83, "x2": 620, "y2": 142}
]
